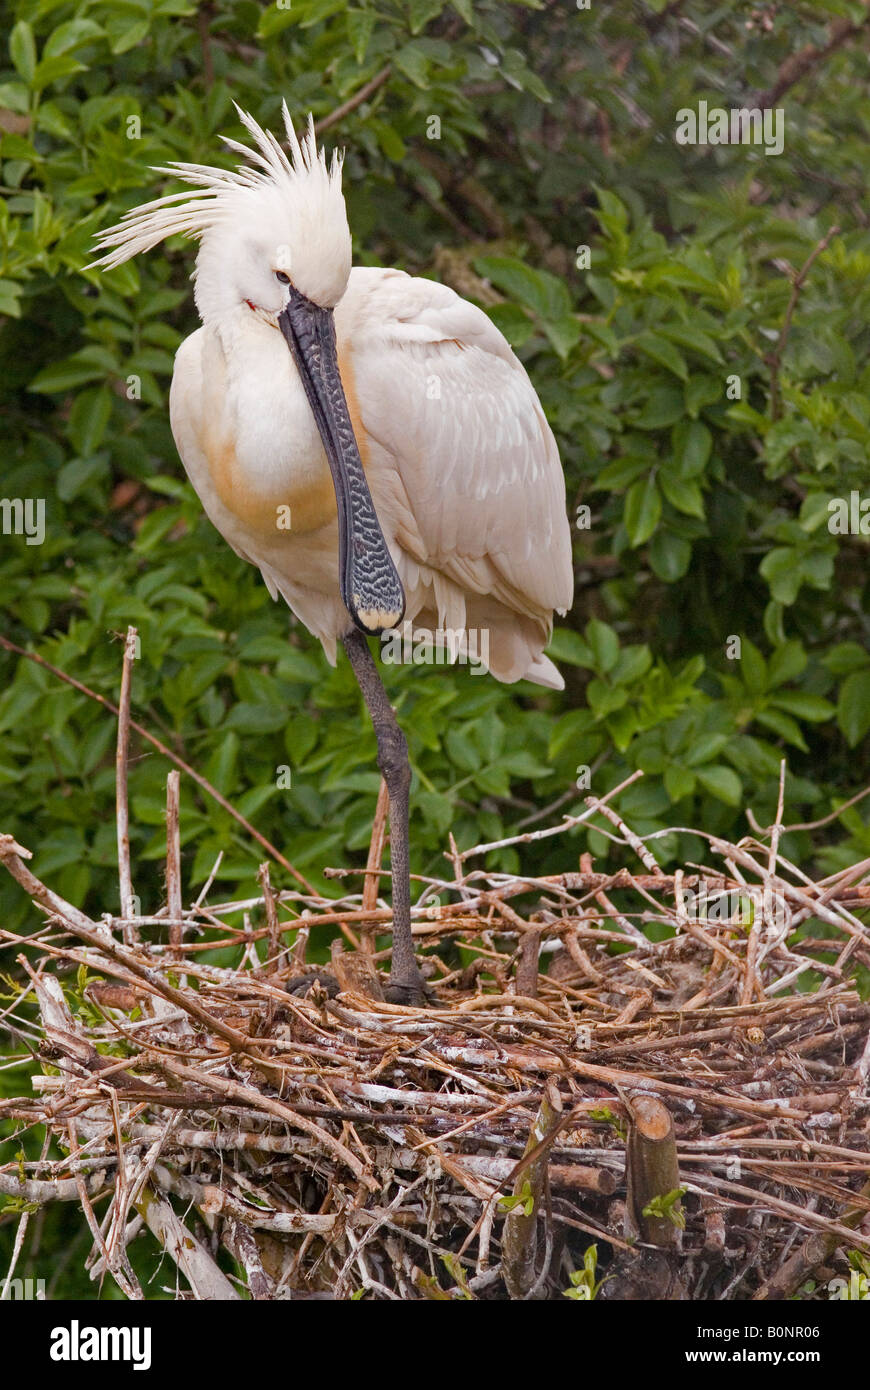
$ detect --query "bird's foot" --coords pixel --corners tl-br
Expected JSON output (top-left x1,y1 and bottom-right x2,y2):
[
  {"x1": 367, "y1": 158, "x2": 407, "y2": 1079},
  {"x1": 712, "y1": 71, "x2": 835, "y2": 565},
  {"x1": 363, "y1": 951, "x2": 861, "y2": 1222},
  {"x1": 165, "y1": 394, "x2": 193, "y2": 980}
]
[
  {"x1": 285, "y1": 969, "x2": 340, "y2": 999},
  {"x1": 285, "y1": 965, "x2": 439, "y2": 1008},
  {"x1": 383, "y1": 973, "x2": 439, "y2": 1008}
]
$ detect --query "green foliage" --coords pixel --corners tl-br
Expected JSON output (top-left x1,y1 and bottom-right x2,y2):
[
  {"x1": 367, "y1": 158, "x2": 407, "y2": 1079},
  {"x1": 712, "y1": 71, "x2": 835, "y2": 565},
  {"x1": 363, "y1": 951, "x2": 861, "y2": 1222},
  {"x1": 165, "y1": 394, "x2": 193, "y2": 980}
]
[
  {"x1": 2, "y1": 0, "x2": 869, "y2": 941},
  {"x1": 498, "y1": 1179, "x2": 535, "y2": 1216},
  {"x1": 440, "y1": 1252, "x2": 475, "y2": 1298},
  {"x1": 563, "y1": 1243, "x2": 609, "y2": 1301},
  {"x1": 587, "y1": 1107, "x2": 627, "y2": 1141},
  {"x1": 642, "y1": 1186, "x2": 687, "y2": 1230}
]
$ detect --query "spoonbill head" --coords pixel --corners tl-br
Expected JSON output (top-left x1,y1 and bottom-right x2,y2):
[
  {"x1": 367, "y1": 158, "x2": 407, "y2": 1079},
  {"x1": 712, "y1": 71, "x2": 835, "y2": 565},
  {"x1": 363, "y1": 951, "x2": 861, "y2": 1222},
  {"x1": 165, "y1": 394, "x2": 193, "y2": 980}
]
[
  {"x1": 101, "y1": 106, "x2": 353, "y2": 317},
  {"x1": 91, "y1": 105, "x2": 574, "y2": 1004}
]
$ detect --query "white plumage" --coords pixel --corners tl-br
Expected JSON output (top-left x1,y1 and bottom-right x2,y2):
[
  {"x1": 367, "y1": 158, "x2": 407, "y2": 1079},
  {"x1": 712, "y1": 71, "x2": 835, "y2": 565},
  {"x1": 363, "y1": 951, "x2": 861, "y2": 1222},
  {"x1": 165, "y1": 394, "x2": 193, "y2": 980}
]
[
  {"x1": 93, "y1": 104, "x2": 576, "y2": 1002},
  {"x1": 93, "y1": 104, "x2": 574, "y2": 690}
]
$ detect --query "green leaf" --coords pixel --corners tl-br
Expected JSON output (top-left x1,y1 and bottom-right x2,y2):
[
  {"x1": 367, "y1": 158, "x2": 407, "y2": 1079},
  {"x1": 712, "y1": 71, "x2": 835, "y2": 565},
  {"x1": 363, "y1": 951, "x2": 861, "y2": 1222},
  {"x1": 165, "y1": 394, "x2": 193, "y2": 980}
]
[
  {"x1": 257, "y1": 4, "x2": 298, "y2": 38},
  {"x1": 0, "y1": 82, "x2": 28, "y2": 113},
  {"x1": 544, "y1": 314, "x2": 581, "y2": 359},
  {"x1": 0, "y1": 278, "x2": 23, "y2": 317},
  {"x1": 548, "y1": 629, "x2": 593, "y2": 667},
  {"x1": 44, "y1": 19, "x2": 104, "y2": 57},
  {"x1": 760, "y1": 547, "x2": 803, "y2": 605},
  {"x1": 501, "y1": 49, "x2": 551, "y2": 103},
  {"x1": 642, "y1": 1186, "x2": 686, "y2": 1229},
  {"x1": 672, "y1": 421, "x2": 712, "y2": 478},
  {"x1": 372, "y1": 119, "x2": 406, "y2": 161},
  {"x1": 649, "y1": 531, "x2": 691, "y2": 581},
  {"x1": 586, "y1": 620, "x2": 619, "y2": 675},
  {"x1": 258, "y1": 0, "x2": 346, "y2": 35},
  {"x1": 587, "y1": 677, "x2": 625, "y2": 716},
  {"x1": 32, "y1": 55, "x2": 87, "y2": 91},
  {"x1": 29, "y1": 355, "x2": 110, "y2": 393},
  {"x1": 837, "y1": 671, "x2": 870, "y2": 747},
  {"x1": 634, "y1": 332, "x2": 688, "y2": 381},
  {"x1": 204, "y1": 732, "x2": 239, "y2": 795},
  {"x1": 131, "y1": 506, "x2": 184, "y2": 553},
  {"x1": 475, "y1": 764, "x2": 511, "y2": 797},
  {"x1": 771, "y1": 692, "x2": 834, "y2": 722},
  {"x1": 611, "y1": 644, "x2": 652, "y2": 685},
  {"x1": 394, "y1": 42, "x2": 432, "y2": 86},
  {"x1": 548, "y1": 708, "x2": 596, "y2": 761},
  {"x1": 501, "y1": 750, "x2": 552, "y2": 779},
  {"x1": 645, "y1": 263, "x2": 718, "y2": 294},
  {"x1": 664, "y1": 765, "x2": 696, "y2": 801},
  {"x1": 9, "y1": 21, "x2": 37, "y2": 84},
  {"x1": 446, "y1": 726, "x2": 481, "y2": 771},
  {"x1": 624, "y1": 474, "x2": 662, "y2": 546},
  {"x1": 409, "y1": 0, "x2": 445, "y2": 33},
  {"x1": 68, "y1": 387, "x2": 113, "y2": 455},
  {"x1": 417, "y1": 790, "x2": 454, "y2": 835},
  {"x1": 684, "y1": 733, "x2": 728, "y2": 766},
  {"x1": 659, "y1": 322, "x2": 723, "y2": 364},
  {"x1": 696, "y1": 765, "x2": 742, "y2": 806},
  {"x1": 225, "y1": 702, "x2": 287, "y2": 735},
  {"x1": 346, "y1": 9, "x2": 376, "y2": 62},
  {"x1": 57, "y1": 455, "x2": 108, "y2": 502},
  {"x1": 659, "y1": 474, "x2": 705, "y2": 519},
  {"x1": 740, "y1": 641, "x2": 767, "y2": 695},
  {"x1": 824, "y1": 643, "x2": 870, "y2": 677},
  {"x1": 767, "y1": 641, "x2": 806, "y2": 688},
  {"x1": 475, "y1": 256, "x2": 571, "y2": 321},
  {"x1": 284, "y1": 713, "x2": 318, "y2": 764},
  {"x1": 634, "y1": 386, "x2": 685, "y2": 430},
  {"x1": 593, "y1": 185, "x2": 629, "y2": 233},
  {"x1": 685, "y1": 374, "x2": 723, "y2": 417},
  {"x1": 595, "y1": 454, "x2": 651, "y2": 489},
  {"x1": 755, "y1": 708, "x2": 808, "y2": 751},
  {"x1": 107, "y1": 19, "x2": 150, "y2": 54}
]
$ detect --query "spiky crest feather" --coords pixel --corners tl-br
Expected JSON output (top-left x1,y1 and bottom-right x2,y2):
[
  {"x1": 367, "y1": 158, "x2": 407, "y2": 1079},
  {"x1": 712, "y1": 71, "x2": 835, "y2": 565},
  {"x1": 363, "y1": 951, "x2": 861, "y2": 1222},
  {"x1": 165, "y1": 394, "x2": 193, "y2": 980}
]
[{"x1": 89, "y1": 104, "x2": 344, "y2": 270}]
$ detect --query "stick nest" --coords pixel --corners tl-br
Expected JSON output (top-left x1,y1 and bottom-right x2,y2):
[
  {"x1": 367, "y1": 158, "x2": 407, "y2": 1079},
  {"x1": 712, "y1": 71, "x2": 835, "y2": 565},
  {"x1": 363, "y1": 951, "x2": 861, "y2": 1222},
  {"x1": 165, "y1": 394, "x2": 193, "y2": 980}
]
[
  {"x1": 0, "y1": 632, "x2": 868, "y2": 1298},
  {"x1": 2, "y1": 794, "x2": 869, "y2": 1301}
]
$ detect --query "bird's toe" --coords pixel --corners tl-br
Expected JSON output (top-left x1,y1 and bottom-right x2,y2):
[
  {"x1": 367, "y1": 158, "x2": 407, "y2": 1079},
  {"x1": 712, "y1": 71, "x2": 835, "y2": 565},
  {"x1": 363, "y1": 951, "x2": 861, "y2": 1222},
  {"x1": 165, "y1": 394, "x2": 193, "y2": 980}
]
[
  {"x1": 284, "y1": 969, "x2": 340, "y2": 999},
  {"x1": 383, "y1": 976, "x2": 439, "y2": 1008}
]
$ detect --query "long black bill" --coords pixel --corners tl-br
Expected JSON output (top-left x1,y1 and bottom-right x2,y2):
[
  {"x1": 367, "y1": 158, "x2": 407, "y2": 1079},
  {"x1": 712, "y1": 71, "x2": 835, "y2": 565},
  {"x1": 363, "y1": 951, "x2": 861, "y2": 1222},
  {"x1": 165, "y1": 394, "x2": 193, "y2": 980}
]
[{"x1": 278, "y1": 289, "x2": 405, "y2": 635}]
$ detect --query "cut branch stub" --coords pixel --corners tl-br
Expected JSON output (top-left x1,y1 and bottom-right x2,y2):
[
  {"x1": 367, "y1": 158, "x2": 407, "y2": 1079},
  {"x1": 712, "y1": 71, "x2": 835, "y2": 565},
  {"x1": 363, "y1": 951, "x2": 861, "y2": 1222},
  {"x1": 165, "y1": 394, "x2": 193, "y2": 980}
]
[
  {"x1": 625, "y1": 1093, "x2": 682, "y2": 1249},
  {"x1": 515, "y1": 927, "x2": 542, "y2": 998},
  {"x1": 753, "y1": 1176, "x2": 870, "y2": 1301},
  {"x1": 501, "y1": 1084, "x2": 562, "y2": 1299}
]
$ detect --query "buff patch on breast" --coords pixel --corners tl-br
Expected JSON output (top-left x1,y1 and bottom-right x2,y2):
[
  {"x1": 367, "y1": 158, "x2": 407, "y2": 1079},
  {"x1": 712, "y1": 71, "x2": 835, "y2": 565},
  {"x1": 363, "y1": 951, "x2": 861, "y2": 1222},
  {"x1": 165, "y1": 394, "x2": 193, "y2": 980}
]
[{"x1": 208, "y1": 434, "x2": 337, "y2": 536}]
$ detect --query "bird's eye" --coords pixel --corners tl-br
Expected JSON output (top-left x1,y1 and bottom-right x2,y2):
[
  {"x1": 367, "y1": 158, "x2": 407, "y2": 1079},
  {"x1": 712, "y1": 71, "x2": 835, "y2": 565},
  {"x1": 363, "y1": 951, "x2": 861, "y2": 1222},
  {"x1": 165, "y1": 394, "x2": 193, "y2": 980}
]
[{"x1": 275, "y1": 271, "x2": 291, "y2": 285}]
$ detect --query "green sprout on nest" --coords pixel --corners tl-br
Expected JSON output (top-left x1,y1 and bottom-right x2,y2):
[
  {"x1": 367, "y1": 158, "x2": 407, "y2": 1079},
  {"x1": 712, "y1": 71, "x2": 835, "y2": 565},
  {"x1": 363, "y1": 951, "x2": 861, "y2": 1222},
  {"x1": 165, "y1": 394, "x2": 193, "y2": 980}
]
[
  {"x1": 587, "y1": 1106, "x2": 627, "y2": 1140},
  {"x1": 564, "y1": 1244, "x2": 610, "y2": 1301},
  {"x1": 642, "y1": 1186, "x2": 687, "y2": 1229},
  {"x1": 499, "y1": 1179, "x2": 535, "y2": 1216}
]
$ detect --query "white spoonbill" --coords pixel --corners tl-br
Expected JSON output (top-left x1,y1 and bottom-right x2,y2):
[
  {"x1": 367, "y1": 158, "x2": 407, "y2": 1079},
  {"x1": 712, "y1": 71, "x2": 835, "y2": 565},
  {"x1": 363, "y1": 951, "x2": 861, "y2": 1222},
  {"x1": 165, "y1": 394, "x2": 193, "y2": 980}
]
[{"x1": 92, "y1": 104, "x2": 574, "y2": 1005}]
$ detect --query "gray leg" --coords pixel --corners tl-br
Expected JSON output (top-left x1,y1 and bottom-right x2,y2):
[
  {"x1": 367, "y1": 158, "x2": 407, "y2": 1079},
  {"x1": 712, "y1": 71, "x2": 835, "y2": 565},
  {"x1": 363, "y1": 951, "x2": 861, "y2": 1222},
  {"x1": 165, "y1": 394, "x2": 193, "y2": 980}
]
[{"x1": 342, "y1": 629, "x2": 426, "y2": 1004}]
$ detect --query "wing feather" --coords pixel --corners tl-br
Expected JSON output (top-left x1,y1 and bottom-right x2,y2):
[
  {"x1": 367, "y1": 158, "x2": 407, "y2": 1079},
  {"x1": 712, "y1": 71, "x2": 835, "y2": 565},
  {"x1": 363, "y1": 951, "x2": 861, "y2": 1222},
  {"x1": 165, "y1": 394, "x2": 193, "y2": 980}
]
[{"x1": 336, "y1": 268, "x2": 574, "y2": 622}]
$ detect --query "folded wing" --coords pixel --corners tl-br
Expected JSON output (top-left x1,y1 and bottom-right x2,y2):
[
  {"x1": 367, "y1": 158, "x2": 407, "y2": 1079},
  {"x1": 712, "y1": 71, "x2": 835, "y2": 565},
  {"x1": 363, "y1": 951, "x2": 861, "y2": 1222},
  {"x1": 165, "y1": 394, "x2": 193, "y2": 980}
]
[{"x1": 337, "y1": 267, "x2": 574, "y2": 629}]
